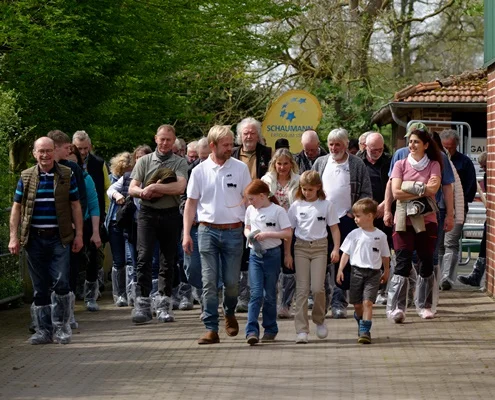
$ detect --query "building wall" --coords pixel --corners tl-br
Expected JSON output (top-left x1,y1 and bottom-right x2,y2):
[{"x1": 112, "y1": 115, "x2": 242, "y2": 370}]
[
  {"x1": 486, "y1": 66, "x2": 495, "y2": 296},
  {"x1": 421, "y1": 109, "x2": 453, "y2": 131}
]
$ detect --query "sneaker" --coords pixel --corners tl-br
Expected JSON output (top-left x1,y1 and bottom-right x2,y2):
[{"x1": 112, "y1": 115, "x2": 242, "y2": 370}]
[
  {"x1": 316, "y1": 323, "x2": 328, "y2": 339},
  {"x1": 440, "y1": 280, "x2": 452, "y2": 291},
  {"x1": 390, "y1": 309, "x2": 405, "y2": 324},
  {"x1": 246, "y1": 334, "x2": 259, "y2": 346},
  {"x1": 295, "y1": 332, "x2": 309, "y2": 344},
  {"x1": 235, "y1": 300, "x2": 249, "y2": 313},
  {"x1": 261, "y1": 333, "x2": 277, "y2": 342},
  {"x1": 375, "y1": 293, "x2": 387, "y2": 305},
  {"x1": 419, "y1": 308, "x2": 435, "y2": 320},
  {"x1": 277, "y1": 306, "x2": 291, "y2": 319},
  {"x1": 358, "y1": 331, "x2": 371, "y2": 344}
]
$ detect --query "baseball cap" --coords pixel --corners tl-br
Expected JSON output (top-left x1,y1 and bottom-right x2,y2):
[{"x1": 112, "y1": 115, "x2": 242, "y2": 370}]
[
  {"x1": 275, "y1": 138, "x2": 290, "y2": 150},
  {"x1": 404, "y1": 122, "x2": 428, "y2": 137}
]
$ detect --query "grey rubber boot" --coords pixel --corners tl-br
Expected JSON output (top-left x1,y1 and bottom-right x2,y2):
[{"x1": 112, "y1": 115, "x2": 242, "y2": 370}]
[
  {"x1": 51, "y1": 293, "x2": 72, "y2": 344},
  {"x1": 458, "y1": 257, "x2": 486, "y2": 287},
  {"x1": 386, "y1": 274, "x2": 408, "y2": 323},
  {"x1": 155, "y1": 295, "x2": 175, "y2": 322},
  {"x1": 112, "y1": 267, "x2": 128, "y2": 307},
  {"x1": 126, "y1": 265, "x2": 136, "y2": 307},
  {"x1": 84, "y1": 280, "x2": 100, "y2": 311},
  {"x1": 236, "y1": 271, "x2": 250, "y2": 313},
  {"x1": 29, "y1": 304, "x2": 53, "y2": 345},
  {"x1": 132, "y1": 297, "x2": 153, "y2": 324},
  {"x1": 69, "y1": 291, "x2": 78, "y2": 329},
  {"x1": 178, "y1": 283, "x2": 194, "y2": 311}
]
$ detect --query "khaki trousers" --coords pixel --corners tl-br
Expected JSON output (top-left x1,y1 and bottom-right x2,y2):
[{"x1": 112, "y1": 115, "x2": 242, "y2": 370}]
[{"x1": 294, "y1": 238, "x2": 328, "y2": 334}]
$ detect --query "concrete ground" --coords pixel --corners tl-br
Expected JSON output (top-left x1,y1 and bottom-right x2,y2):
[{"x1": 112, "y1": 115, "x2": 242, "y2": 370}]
[{"x1": 1, "y1": 265, "x2": 495, "y2": 400}]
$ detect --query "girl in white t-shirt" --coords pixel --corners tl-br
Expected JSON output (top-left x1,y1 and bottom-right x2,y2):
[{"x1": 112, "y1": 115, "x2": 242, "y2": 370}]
[
  {"x1": 244, "y1": 180, "x2": 292, "y2": 346},
  {"x1": 287, "y1": 171, "x2": 341, "y2": 344}
]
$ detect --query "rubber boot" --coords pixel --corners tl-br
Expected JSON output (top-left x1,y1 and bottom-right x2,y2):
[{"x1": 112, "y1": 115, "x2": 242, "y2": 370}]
[
  {"x1": 98, "y1": 267, "x2": 105, "y2": 293},
  {"x1": 112, "y1": 267, "x2": 128, "y2": 307},
  {"x1": 386, "y1": 274, "x2": 408, "y2": 323},
  {"x1": 69, "y1": 291, "x2": 78, "y2": 329},
  {"x1": 155, "y1": 295, "x2": 175, "y2": 322},
  {"x1": 407, "y1": 266, "x2": 417, "y2": 308},
  {"x1": 331, "y1": 287, "x2": 348, "y2": 319},
  {"x1": 171, "y1": 286, "x2": 180, "y2": 310},
  {"x1": 84, "y1": 280, "x2": 100, "y2": 311},
  {"x1": 132, "y1": 297, "x2": 152, "y2": 324},
  {"x1": 29, "y1": 304, "x2": 53, "y2": 345},
  {"x1": 51, "y1": 293, "x2": 72, "y2": 344},
  {"x1": 178, "y1": 283, "x2": 194, "y2": 310},
  {"x1": 150, "y1": 278, "x2": 159, "y2": 298},
  {"x1": 126, "y1": 265, "x2": 136, "y2": 307},
  {"x1": 415, "y1": 273, "x2": 436, "y2": 319},
  {"x1": 458, "y1": 257, "x2": 486, "y2": 287},
  {"x1": 236, "y1": 271, "x2": 250, "y2": 313}
]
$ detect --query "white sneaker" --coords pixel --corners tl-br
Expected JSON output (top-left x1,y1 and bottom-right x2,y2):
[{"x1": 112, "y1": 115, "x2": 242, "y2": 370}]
[
  {"x1": 316, "y1": 323, "x2": 328, "y2": 339},
  {"x1": 419, "y1": 308, "x2": 435, "y2": 320},
  {"x1": 295, "y1": 332, "x2": 309, "y2": 344}
]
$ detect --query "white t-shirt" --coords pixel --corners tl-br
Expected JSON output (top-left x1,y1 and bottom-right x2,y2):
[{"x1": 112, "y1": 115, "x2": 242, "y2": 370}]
[
  {"x1": 322, "y1": 157, "x2": 352, "y2": 218},
  {"x1": 245, "y1": 203, "x2": 291, "y2": 250},
  {"x1": 288, "y1": 199, "x2": 340, "y2": 241},
  {"x1": 340, "y1": 227, "x2": 391, "y2": 270},
  {"x1": 187, "y1": 156, "x2": 252, "y2": 224}
]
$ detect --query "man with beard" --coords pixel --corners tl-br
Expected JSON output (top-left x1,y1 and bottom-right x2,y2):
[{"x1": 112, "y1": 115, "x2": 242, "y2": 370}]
[
  {"x1": 183, "y1": 125, "x2": 251, "y2": 344},
  {"x1": 313, "y1": 128, "x2": 372, "y2": 318}
]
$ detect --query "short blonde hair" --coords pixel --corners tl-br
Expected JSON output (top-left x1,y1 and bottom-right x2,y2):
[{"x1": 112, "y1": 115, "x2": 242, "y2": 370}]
[
  {"x1": 207, "y1": 125, "x2": 234, "y2": 146},
  {"x1": 109, "y1": 152, "x2": 133, "y2": 177},
  {"x1": 352, "y1": 198, "x2": 378, "y2": 216},
  {"x1": 268, "y1": 148, "x2": 298, "y2": 175}
]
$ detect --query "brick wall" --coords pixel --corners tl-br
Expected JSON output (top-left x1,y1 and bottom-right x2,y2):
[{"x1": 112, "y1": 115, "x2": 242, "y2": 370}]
[
  {"x1": 486, "y1": 66, "x2": 495, "y2": 296},
  {"x1": 421, "y1": 109, "x2": 452, "y2": 132}
]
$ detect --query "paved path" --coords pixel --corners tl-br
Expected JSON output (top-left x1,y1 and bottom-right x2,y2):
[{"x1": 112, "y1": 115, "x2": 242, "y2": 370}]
[{"x1": 1, "y1": 285, "x2": 495, "y2": 400}]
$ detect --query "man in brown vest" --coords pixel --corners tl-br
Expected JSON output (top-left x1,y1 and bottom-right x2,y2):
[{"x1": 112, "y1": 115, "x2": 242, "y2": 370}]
[{"x1": 9, "y1": 137, "x2": 83, "y2": 345}]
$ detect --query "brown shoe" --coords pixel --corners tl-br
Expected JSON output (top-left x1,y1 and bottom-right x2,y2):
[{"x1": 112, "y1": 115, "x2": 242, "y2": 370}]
[
  {"x1": 198, "y1": 331, "x2": 220, "y2": 345},
  {"x1": 225, "y1": 315, "x2": 239, "y2": 337}
]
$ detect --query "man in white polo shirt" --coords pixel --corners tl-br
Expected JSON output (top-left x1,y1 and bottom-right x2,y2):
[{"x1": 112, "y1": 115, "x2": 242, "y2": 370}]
[
  {"x1": 183, "y1": 125, "x2": 252, "y2": 345},
  {"x1": 313, "y1": 128, "x2": 372, "y2": 319}
]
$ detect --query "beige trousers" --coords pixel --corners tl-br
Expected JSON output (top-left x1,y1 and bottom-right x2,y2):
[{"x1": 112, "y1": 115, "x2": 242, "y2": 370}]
[{"x1": 294, "y1": 238, "x2": 328, "y2": 334}]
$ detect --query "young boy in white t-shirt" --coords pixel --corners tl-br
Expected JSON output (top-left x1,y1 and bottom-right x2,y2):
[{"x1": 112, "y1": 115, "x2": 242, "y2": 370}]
[{"x1": 337, "y1": 198, "x2": 390, "y2": 344}]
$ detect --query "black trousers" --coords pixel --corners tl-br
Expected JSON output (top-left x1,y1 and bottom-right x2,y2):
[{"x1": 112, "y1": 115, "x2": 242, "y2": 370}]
[{"x1": 136, "y1": 206, "x2": 181, "y2": 297}]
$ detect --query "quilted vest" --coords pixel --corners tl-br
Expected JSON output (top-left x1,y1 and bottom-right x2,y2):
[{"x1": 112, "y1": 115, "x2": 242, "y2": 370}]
[{"x1": 20, "y1": 163, "x2": 75, "y2": 246}]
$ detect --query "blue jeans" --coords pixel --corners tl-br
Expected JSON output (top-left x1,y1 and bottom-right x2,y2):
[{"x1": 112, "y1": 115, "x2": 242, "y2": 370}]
[
  {"x1": 108, "y1": 221, "x2": 127, "y2": 271},
  {"x1": 246, "y1": 247, "x2": 281, "y2": 337},
  {"x1": 25, "y1": 233, "x2": 71, "y2": 306},
  {"x1": 199, "y1": 225, "x2": 243, "y2": 332},
  {"x1": 184, "y1": 225, "x2": 202, "y2": 289}
]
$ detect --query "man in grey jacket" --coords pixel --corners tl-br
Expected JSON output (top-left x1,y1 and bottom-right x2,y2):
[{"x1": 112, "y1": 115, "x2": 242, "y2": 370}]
[{"x1": 313, "y1": 128, "x2": 372, "y2": 318}]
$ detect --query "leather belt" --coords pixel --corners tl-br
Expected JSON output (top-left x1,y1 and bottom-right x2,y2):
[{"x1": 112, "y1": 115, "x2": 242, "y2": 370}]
[
  {"x1": 31, "y1": 227, "x2": 59, "y2": 239},
  {"x1": 200, "y1": 222, "x2": 243, "y2": 230}
]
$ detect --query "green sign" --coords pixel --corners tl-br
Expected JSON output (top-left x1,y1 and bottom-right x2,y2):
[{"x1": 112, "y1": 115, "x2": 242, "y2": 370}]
[{"x1": 485, "y1": 0, "x2": 495, "y2": 67}]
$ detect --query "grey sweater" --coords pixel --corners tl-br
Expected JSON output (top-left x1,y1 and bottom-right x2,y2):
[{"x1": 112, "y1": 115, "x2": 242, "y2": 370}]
[{"x1": 312, "y1": 154, "x2": 372, "y2": 207}]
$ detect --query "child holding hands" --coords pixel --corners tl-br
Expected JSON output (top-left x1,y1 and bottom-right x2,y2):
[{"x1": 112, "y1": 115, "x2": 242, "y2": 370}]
[
  {"x1": 287, "y1": 171, "x2": 340, "y2": 343},
  {"x1": 337, "y1": 198, "x2": 390, "y2": 344},
  {"x1": 244, "y1": 180, "x2": 292, "y2": 345}
]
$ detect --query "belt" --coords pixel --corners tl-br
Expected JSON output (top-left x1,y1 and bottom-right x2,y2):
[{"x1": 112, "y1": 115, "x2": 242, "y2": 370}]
[
  {"x1": 31, "y1": 227, "x2": 59, "y2": 239},
  {"x1": 200, "y1": 222, "x2": 243, "y2": 230}
]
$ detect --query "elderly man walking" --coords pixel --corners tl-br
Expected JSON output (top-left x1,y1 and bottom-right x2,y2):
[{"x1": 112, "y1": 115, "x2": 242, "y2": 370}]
[
  {"x1": 129, "y1": 124, "x2": 188, "y2": 324},
  {"x1": 9, "y1": 137, "x2": 83, "y2": 345},
  {"x1": 313, "y1": 128, "x2": 372, "y2": 318},
  {"x1": 183, "y1": 125, "x2": 251, "y2": 344}
]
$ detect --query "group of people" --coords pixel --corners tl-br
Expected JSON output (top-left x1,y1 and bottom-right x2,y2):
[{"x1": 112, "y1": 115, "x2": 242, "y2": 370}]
[{"x1": 9, "y1": 118, "x2": 484, "y2": 346}]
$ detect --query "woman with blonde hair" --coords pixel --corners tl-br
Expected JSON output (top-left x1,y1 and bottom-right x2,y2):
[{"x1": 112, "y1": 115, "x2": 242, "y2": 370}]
[{"x1": 261, "y1": 147, "x2": 300, "y2": 318}]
